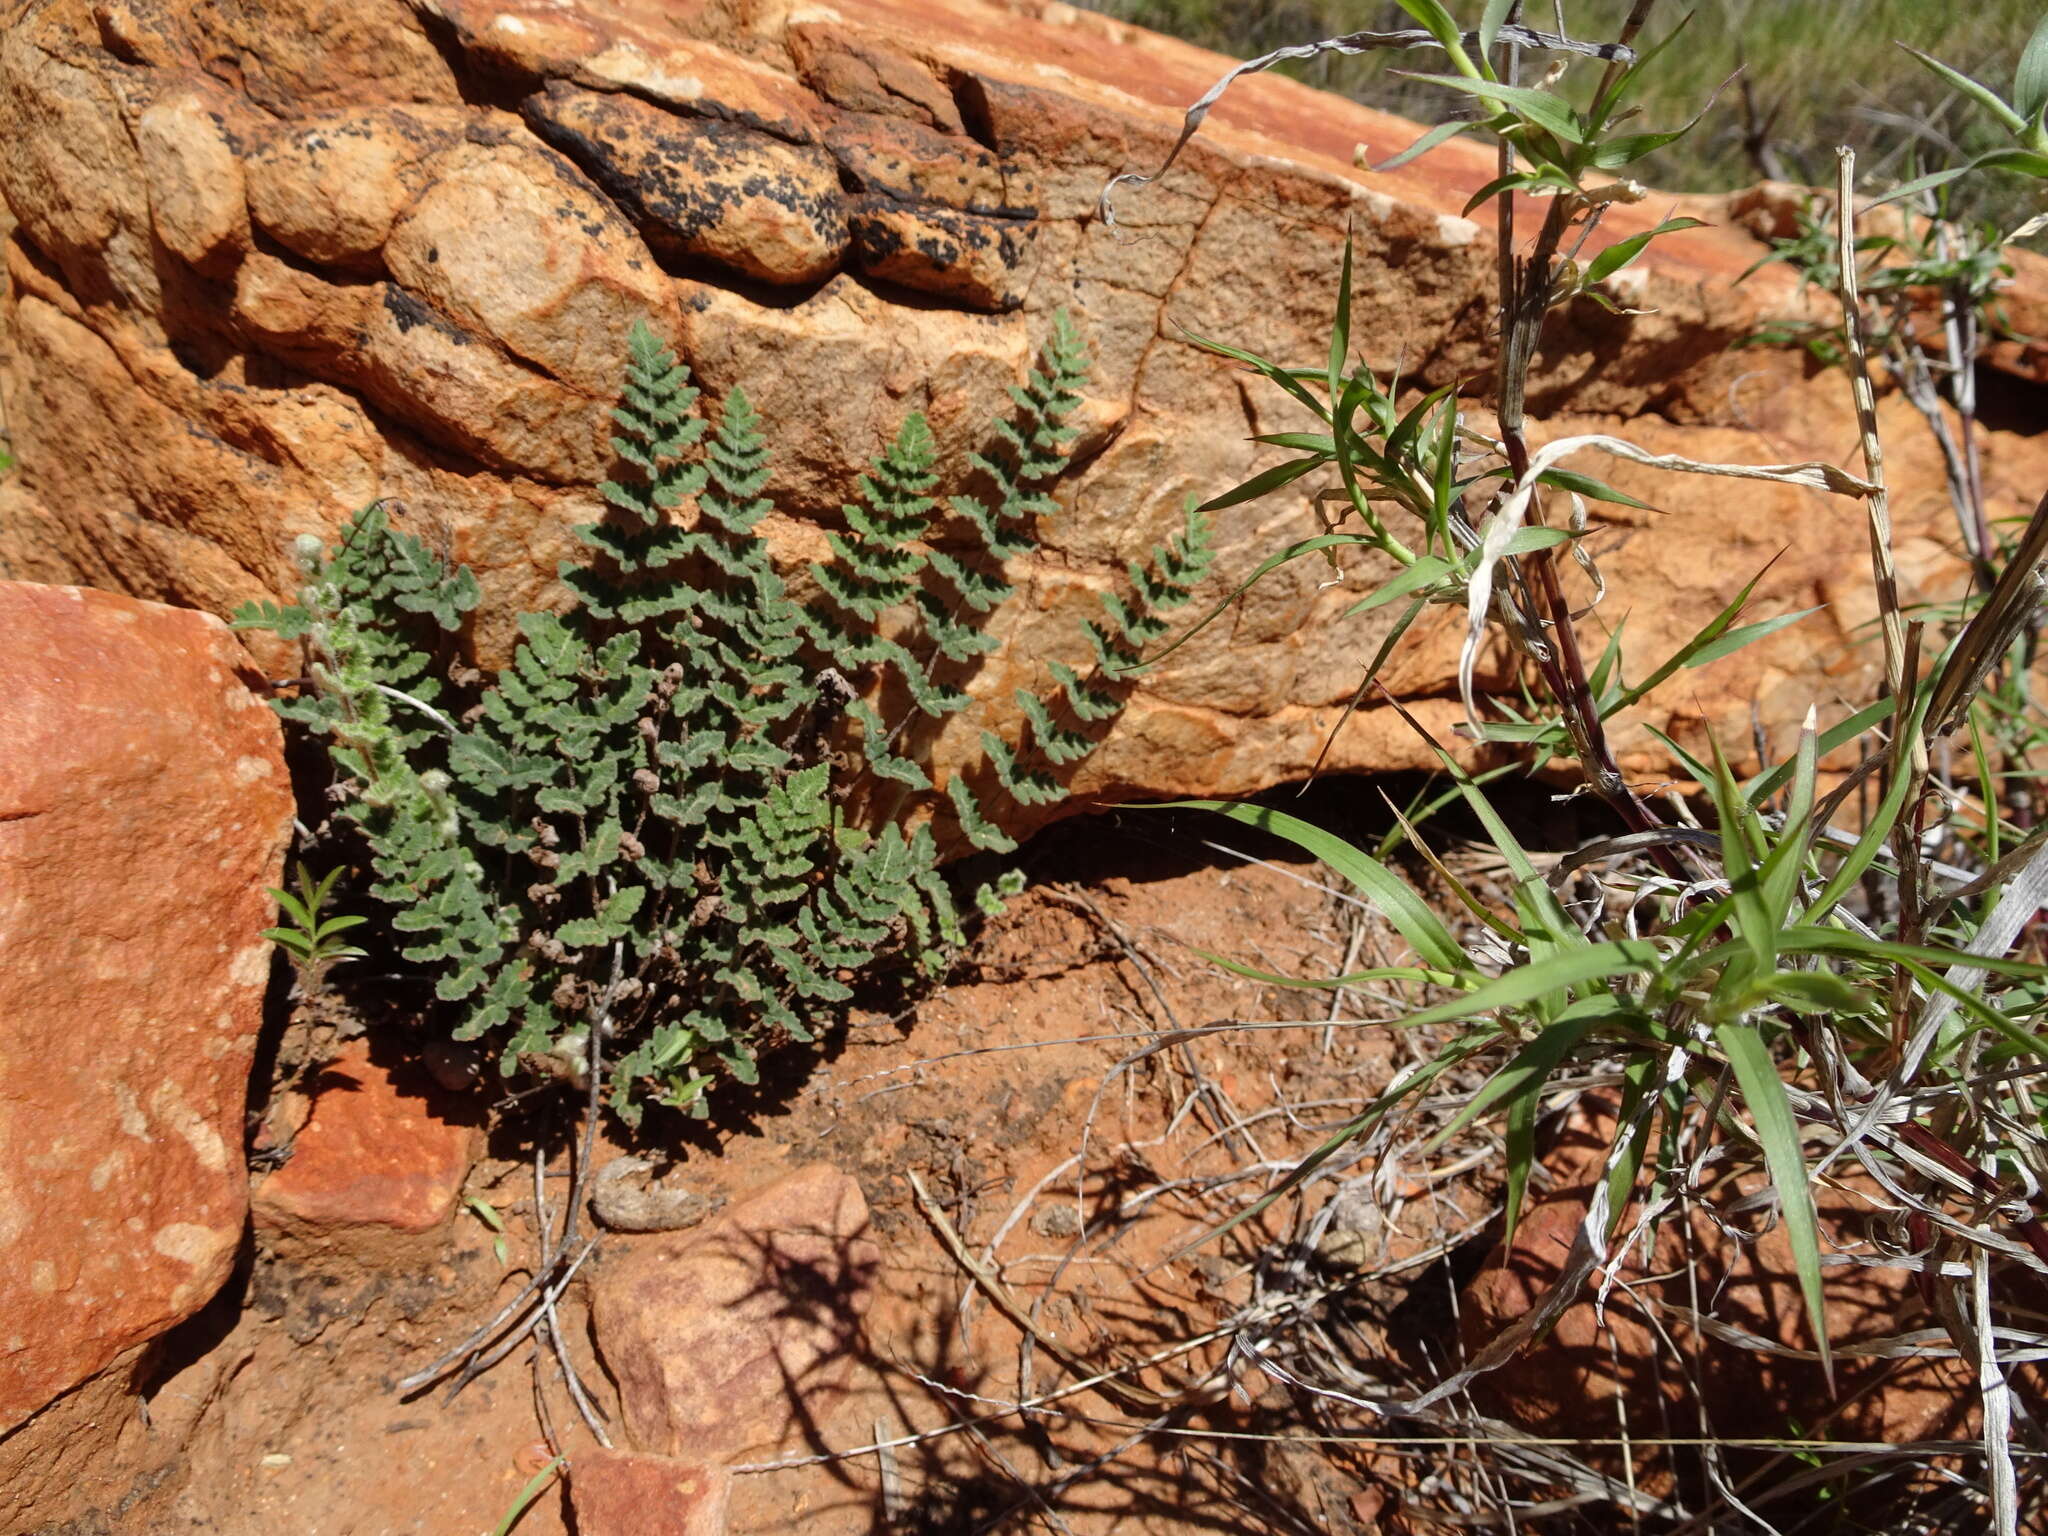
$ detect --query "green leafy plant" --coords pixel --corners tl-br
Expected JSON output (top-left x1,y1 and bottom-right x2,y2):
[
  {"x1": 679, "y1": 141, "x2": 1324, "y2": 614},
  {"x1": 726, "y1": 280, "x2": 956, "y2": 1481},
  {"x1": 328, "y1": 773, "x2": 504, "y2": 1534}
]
[
  {"x1": 488, "y1": 1455, "x2": 564, "y2": 1536},
  {"x1": 263, "y1": 864, "x2": 369, "y2": 993},
  {"x1": 1875, "y1": 13, "x2": 2048, "y2": 206},
  {"x1": 464, "y1": 1195, "x2": 510, "y2": 1266},
  {"x1": 1109, "y1": 4, "x2": 2048, "y2": 1527},
  {"x1": 239, "y1": 315, "x2": 1211, "y2": 1124}
]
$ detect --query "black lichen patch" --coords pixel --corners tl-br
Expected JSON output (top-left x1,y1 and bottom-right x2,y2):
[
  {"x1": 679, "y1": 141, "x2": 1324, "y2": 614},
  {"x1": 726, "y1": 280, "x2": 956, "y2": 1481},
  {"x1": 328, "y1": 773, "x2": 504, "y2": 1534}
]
[
  {"x1": 380, "y1": 282, "x2": 470, "y2": 345},
  {"x1": 823, "y1": 111, "x2": 1037, "y2": 220},
  {"x1": 521, "y1": 82, "x2": 847, "y2": 282},
  {"x1": 845, "y1": 195, "x2": 1036, "y2": 311}
]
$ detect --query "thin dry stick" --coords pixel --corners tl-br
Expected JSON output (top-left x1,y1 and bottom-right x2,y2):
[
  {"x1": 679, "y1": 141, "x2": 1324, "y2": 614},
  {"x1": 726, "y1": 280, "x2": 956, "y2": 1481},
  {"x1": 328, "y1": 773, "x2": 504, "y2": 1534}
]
[
  {"x1": 398, "y1": 961, "x2": 621, "y2": 1406},
  {"x1": 1832, "y1": 148, "x2": 1910, "y2": 708},
  {"x1": 909, "y1": 1170, "x2": 1201, "y2": 1414},
  {"x1": 422, "y1": 1237, "x2": 601, "y2": 1398},
  {"x1": 531, "y1": 1142, "x2": 612, "y2": 1446}
]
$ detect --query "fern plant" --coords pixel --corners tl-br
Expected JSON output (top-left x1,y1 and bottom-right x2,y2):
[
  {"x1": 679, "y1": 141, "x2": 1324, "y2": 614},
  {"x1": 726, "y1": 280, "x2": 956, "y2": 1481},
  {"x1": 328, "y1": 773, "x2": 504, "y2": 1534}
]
[{"x1": 239, "y1": 314, "x2": 1211, "y2": 1122}]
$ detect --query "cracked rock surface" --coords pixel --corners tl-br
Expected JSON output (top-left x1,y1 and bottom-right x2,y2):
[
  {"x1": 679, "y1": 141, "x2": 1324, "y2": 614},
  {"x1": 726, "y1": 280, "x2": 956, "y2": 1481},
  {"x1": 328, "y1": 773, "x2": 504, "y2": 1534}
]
[{"x1": 3, "y1": 0, "x2": 2046, "y2": 805}]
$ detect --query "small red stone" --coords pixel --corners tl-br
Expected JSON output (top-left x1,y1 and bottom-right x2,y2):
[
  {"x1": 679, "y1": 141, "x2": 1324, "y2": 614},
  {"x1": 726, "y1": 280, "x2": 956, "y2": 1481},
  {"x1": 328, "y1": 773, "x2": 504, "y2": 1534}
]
[
  {"x1": 252, "y1": 1040, "x2": 480, "y2": 1237},
  {"x1": 570, "y1": 1449, "x2": 729, "y2": 1536}
]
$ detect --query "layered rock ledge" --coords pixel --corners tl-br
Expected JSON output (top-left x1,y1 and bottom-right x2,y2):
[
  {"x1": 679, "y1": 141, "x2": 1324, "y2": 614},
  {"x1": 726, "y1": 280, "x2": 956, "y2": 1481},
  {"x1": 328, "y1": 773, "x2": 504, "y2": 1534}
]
[{"x1": 3, "y1": 0, "x2": 2044, "y2": 800}]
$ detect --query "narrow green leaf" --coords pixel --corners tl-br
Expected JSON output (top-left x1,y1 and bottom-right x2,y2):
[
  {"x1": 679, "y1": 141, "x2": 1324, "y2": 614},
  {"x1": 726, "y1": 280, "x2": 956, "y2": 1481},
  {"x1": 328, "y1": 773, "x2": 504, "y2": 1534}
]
[
  {"x1": 1478, "y1": 0, "x2": 1515, "y2": 57},
  {"x1": 1683, "y1": 606, "x2": 1823, "y2": 668},
  {"x1": 1329, "y1": 236, "x2": 1353, "y2": 406},
  {"x1": 1804, "y1": 710, "x2": 1921, "y2": 923},
  {"x1": 1129, "y1": 533, "x2": 1374, "y2": 670},
  {"x1": 491, "y1": 1457, "x2": 567, "y2": 1536},
  {"x1": 1429, "y1": 747, "x2": 1541, "y2": 886},
  {"x1": 1707, "y1": 736, "x2": 1774, "y2": 972},
  {"x1": 1589, "y1": 11, "x2": 1693, "y2": 128},
  {"x1": 2016, "y1": 15, "x2": 2048, "y2": 121},
  {"x1": 1613, "y1": 560, "x2": 1790, "y2": 713},
  {"x1": 1338, "y1": 555, "x2": 1455, "y2": 618},
  {"x1": 1735, "y1": 970, "x2": 1875, "y2": 1016},
  {"x1": 1583, "y1": 217, "x2": 1709, "y2": 286},
  {"x1": 1536, "y1": 467, "x2": 1654, "y2": 511},
  {"x1": 1867, "y1": 164, "x2": 1974, "y2": 209},
  {"x1": 1744, "y1": 696, "x2": 1896, "y2": 805},
  {"x1": 1776, "y1": 927, "x2": 2048, "y2": 981},
  {"x1": 1385, "y1": 384, "x2": 1457, "y2": 471},
  {"x1": 1502, "y1": 526, "x2": 1572, "y2": 555},
  {"x1": 269, "y1": 886, "x2": 313, "y2": 931},
  {"x1": 1714, "y1": 1022, "x2": 1830, "y2": 1384},
  {"x1": 1405, "y1": 73, "x2": 1584, "y2": 143},
  {"x1": 1587, "y1": 74, "x2": 1733, "y2": 169},
  {"x1": 1396, "y1": 0, "x2": 1479, "y2": 76},
  {"x1": 1373, "y1": 118, "x2": 1468, "y2": 172},
  {"x1": 1502, "y1": 1075, "x2": 1539, "y2": 1243},
  {"x1": 1900, "y1": 46, "x2": 2028, "y2": 134},
  {"x1": 1195, "y1": 455, "x2": 1329, "y2": 514},
  {"x1": 1159, "y1": 800, "x2": 1467, "y2": 974},
  {"x1": 1461, "y1": 168, "x2": 1547, "y2": 217},
  {"x1": 1394, "y1": 940, "x2": 1661, "y2": 1032},
  {"x1": 1754, "y1": 708, "x2": 1818, "y2": 932},
  {"x1": 1605, "y1": 1052, "x2": 1659, "y2": 1237},
  {"x1": 1974, "y1": 145, "x2": 2048, "y2": 176},
  {"x1": 1179, "y1": 329, "x2": 1328, "y2": 419},
  {"x1": 1431, "y1": 994, "x2": 1639, "y2": 1150}
]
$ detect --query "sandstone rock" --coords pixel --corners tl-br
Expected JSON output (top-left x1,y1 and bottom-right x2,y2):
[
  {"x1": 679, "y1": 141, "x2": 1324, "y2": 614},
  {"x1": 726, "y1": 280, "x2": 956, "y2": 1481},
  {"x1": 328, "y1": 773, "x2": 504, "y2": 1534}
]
[
  {"x1": 826, "y1": 111, "x2": 1032, "y2": 216},
  {"x1": 591, "y1": 1163, "x2": 879, "y2": 1462},
  {"x1": 354, "y1": 279, "x2": 617, "y2": 483},
  {"x1": 789, "y1": 20, "x2": 965, "y2": 133},
  {"x1": 0, "y1": 11, "x2": 160, "y2": 314},
  {"x1": 252, "y1": 1039, "x2": 482, "y2": 1243},
  {"x1": 427, "y1": 2, "x2": 831, "y2": 144},
  {"x1": 4, "y1": 0, "x2": 2048, "y2": 811},
  {"x1": 231, "y1": 247, "x2": 375, "y2": 365},
  {"x1": 848, "y1": 193, "x2": 1036, "y2": 310},
  {"x1": 244, "y1": 106, "x2": 468, "y2": 271},
  {"x1": 134, "y1": 85, "x2": 249, "y2": 272},
  {"x1": 523, "y1": 82, "x2": 849, "y2": 287},
  {"x1": 0, "y1": 583, "x2": 289, "y2": 1436},
  {"x1": 0, "y1": 1353, "x2": 162, "y2": 1532},
  {"x1": 383, "y1": 137, "x2": 678, "y2": 397},
  {"x1": 569, "y1": 1449, "x2": 730, "y2": 1536},
  {"x1": 184, "y1": 0, "x2": 461, "y2": 113}
]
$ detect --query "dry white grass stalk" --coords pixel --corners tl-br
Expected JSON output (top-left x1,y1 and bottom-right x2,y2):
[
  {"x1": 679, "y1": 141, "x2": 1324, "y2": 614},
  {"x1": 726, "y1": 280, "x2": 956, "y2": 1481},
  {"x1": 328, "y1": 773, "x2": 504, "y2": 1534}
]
[
  {"x1": 1458, "y1": 434, "x2": 1878, "y2": 733},
  {"x1": 1833, "y1": 147, "x2": 1911, "y2": 706},
  {"x1": 1097, "y1": 26, "x2": 1636, "y2": 230}
]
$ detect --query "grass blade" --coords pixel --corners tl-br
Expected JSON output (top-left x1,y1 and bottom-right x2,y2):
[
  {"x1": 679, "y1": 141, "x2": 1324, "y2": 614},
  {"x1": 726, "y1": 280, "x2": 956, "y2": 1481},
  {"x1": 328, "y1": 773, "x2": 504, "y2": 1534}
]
[
  {"x1": 1899, "y1": 45, "x2": 2027, "y2": 133},
  {"x1": 1162, "y1": 800, "x2": 1467, "y2": 973},
  {"x1": 1126, "y1": 532, "x2": 1370, "y2": 669},
  {"x1": 1714, "y1": 1022, "x2": 1831, "y2": 1386}
]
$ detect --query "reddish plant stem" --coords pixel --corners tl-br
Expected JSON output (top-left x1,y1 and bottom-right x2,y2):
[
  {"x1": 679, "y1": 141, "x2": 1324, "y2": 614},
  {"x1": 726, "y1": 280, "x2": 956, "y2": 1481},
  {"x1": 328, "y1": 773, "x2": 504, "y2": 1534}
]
[{"x1": 1895, "y1": 1119, "x2": 2048, "y2": 1270}]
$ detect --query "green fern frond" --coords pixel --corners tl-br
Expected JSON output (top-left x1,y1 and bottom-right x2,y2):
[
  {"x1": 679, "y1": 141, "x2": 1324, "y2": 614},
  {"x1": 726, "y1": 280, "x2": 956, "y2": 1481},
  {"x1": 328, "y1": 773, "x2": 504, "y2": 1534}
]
[
  {"x1": 572, "y1": 320, "x2": 707, "y2": 616},
  {"x1": 244, "y1": 310, "x2": 1156, "y2": 1123}
]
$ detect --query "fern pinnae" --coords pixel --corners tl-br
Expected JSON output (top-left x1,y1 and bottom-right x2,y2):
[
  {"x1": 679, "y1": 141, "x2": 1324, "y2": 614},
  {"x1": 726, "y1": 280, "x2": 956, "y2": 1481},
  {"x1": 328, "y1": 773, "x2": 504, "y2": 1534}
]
[
  {"x1": 977, "y1": 503, "x2": 1214, "y2": 821},
  {"x1": 244, "y1": 307, "x2": 1188, "y2": 1123}
]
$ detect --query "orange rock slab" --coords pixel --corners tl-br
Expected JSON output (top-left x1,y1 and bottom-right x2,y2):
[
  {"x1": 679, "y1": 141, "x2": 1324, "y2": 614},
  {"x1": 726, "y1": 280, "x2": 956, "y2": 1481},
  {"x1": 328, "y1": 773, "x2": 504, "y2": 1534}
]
[
  {"x1": 0, "y1": 582, "x2": 290, "y2": 1434},
  {"x1": 252, "y1": 1039, "x2": 482, "y2": 1241},
  {"x1": 591, "y1": 1163, "x2": 880, "y2": 1463}
]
